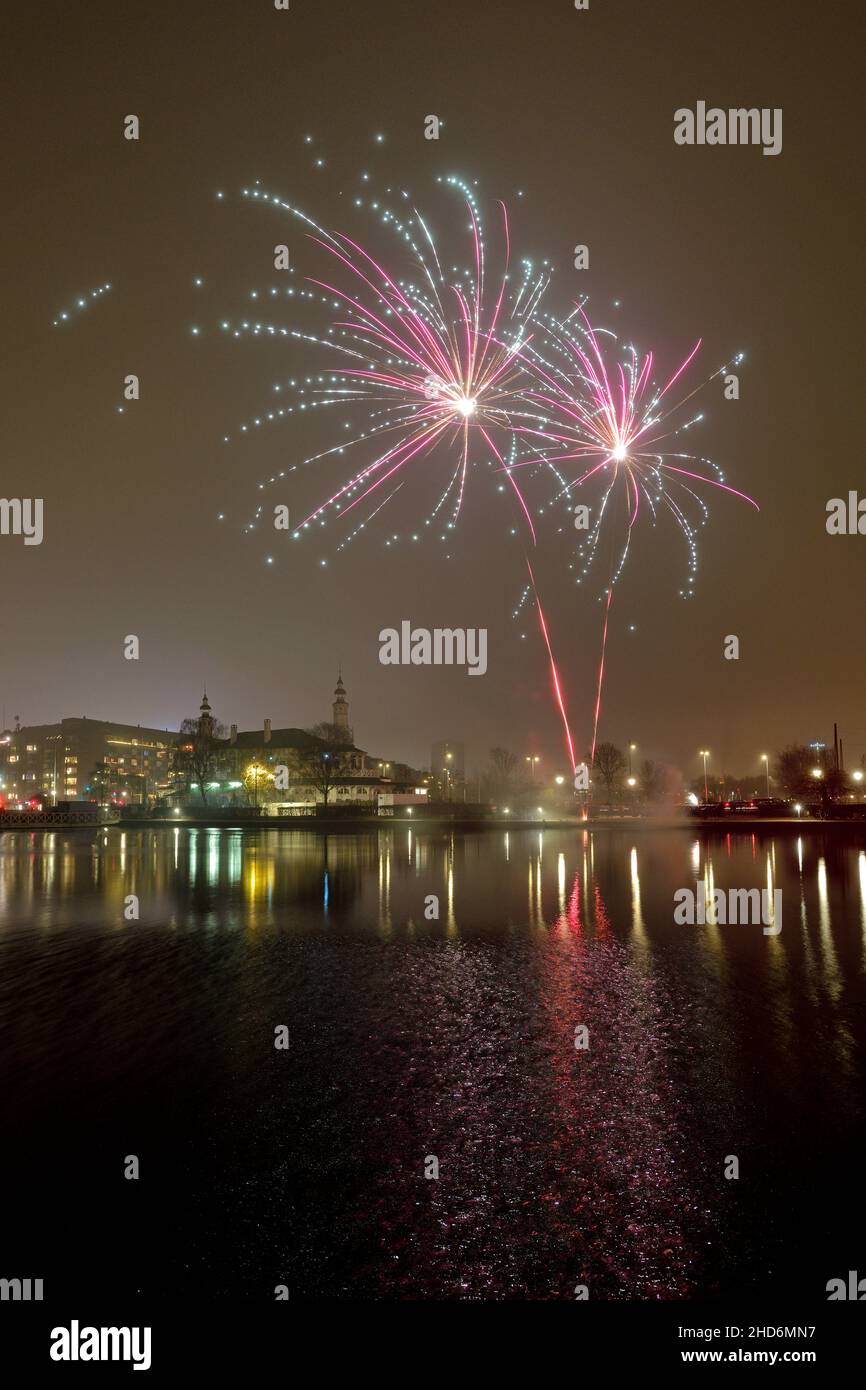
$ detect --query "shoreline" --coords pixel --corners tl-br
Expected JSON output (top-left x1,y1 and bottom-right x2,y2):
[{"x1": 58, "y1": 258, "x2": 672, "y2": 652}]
[{"x1": 111, "y1": 813, "x2": 866, "y2": 835}]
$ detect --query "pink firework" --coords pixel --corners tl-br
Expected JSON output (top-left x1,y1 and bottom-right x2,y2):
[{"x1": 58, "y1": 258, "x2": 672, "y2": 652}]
[
  {"x1": 514, "y1": 305, "x2": 759, "y2": 760},
  {"x1": 232, "y1": 176, "x2": 550, "y2": 544}
]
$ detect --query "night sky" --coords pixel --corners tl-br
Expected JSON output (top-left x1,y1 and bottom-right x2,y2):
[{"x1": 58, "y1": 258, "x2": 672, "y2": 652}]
[{"x1": 2, "y1": 0, "x2": 862, "y2": 778}]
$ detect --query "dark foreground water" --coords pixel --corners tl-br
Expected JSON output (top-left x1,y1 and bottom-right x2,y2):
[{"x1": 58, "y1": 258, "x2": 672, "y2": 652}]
[{"x1": 1, "y1": 824, "x2": 865, "y2": 1301}]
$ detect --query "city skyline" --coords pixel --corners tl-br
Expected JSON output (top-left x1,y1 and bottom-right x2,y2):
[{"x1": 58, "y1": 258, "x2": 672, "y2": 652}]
[{"x1": 3, "y1": 675, "x2": 861, "y2": 792}]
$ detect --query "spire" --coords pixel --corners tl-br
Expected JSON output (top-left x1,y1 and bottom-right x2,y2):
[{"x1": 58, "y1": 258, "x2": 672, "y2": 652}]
[
  {"x1": 332, "y1": 671, "x2": 349, "y2": 733},
  {"x1": 198, "y1": 689, "x2": 215, "y2": 739}
]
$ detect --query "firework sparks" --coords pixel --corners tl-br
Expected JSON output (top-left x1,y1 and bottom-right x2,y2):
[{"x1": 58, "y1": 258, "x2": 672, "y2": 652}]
[
  {"x1": 516, "y1": 305, "x2": 756, "y2": 593},
  {"x1": 52, "y1": 282, "x2": 112, "y2": 327},
  {"x1": 512, "y1": 304, "x2": 758, "y2": 762},
  {"x1": 214, "y1": 164, "x2": 757, "y2": 777},
  {"x1": 229, "y1": 176, "x2": 551, "y2": 546}
]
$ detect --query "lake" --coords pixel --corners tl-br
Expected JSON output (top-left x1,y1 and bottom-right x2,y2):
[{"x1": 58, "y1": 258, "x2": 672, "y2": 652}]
[{"x1": 1, "y1": 824, "x2": 864, "y2": 1300}]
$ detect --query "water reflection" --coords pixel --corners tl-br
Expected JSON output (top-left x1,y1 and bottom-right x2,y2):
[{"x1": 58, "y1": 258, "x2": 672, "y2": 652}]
[
  {"x1": 1, "y1": 823, "x2": 865, "y2": 1299},
  {"x1": 2, "y1": 823, "x2": 864, "y2": 954}
]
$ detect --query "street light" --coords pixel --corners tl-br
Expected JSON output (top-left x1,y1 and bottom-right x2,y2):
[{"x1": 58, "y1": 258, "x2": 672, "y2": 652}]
[
  {"x1": 628, "y1": 742, "x2": 636, "y2": 776},
  {"x1": 627, "y1": 776, "x2": 636, "y2": 788},
  {"x1": 760, "y1": 754, "x2": 770, "y2": 797},
  {"x1": 526, "y1": 755, "x2": 540, "y2": 782},
  {"x1": 699, "y1": 751, "x2": 710, "y2": 803},
  {"x1": 555, "y1": 775, "x2": 565, "y2": 786},
  {"x1": 811, "y1": 768, "x2": 823, "y2": 779}
]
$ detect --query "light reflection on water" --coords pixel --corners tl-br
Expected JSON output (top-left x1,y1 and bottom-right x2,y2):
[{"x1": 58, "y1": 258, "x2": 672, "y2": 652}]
[{"x1": 1, "y1": 824, "x2": 865, "y2": 1300}]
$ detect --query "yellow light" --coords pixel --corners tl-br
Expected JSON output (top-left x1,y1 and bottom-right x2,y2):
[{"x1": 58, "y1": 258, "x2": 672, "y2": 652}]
[{"x1": 811, "y1": 768, "x2": 823, "y2": 779}]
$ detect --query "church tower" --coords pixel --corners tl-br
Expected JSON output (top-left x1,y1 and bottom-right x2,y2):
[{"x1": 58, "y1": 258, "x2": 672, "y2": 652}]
[
  {"x1": 332, "y1": 670, "x2": 350, "y2": 737},
  {"x1": 198, "y1": 690, "x2": 215, "y2": 740}
]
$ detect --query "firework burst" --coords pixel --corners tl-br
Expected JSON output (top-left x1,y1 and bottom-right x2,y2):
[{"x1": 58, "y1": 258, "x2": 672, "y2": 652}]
[
  {"x1": 512, "y1": 305, "x2": 758, "y2": 758},
  {"x1": 228, "y1": 176, "x2": 552, "y2": 545},
  {"x1": 517, "y1": 305, "x2": 756, "y2": 593}
]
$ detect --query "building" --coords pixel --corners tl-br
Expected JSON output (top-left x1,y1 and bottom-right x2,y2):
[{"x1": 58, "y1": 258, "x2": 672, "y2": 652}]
[
  {"x1": 175, "y1": 677, "x2": 423, "y2": 810},
  {"x1": 0, "y1": 717, "x2": 177, "y2": 808},
  {"x1": 0, "y1": 675, "x2": 423, "y2": 813}
]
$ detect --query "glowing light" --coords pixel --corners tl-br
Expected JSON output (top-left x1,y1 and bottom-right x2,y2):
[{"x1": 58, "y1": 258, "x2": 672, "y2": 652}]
[{"x1": 52, "y1": 282, "x2": 113, "y2": 327}]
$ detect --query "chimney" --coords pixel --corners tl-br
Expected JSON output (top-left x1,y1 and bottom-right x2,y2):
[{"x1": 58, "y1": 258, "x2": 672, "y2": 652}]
[
  {"x1": 230, "y1": 724, "x2": 238, "y2": 745},
  {"x1": 264, "y1": 718, "x2": 271, "y2": 744}
]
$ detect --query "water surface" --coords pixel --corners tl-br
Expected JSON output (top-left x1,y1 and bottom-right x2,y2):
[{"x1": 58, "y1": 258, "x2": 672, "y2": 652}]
[{"x1": 1, "y1": 824, "x2": 864, "y2": 1300}]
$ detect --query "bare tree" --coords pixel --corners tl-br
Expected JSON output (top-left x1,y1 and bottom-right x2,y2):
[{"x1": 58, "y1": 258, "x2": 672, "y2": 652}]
[
  {"x1": 174, "y1": 716, "x2": 226, "y2": 806},
  {"x1": 773, "y1": 744, "x2": 844, "y2": 802},
  {"x1": 482, "y1": 747, "x2": 519, "y2": 803},
  {"x1": 593, "y1": 742, "x2": 626, "y2": 800},
  {"x1": 299, "y1": 731, "x2": 348, "y2": 806}
]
